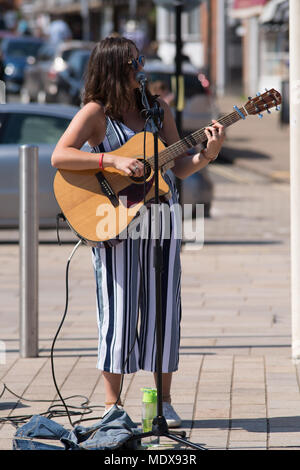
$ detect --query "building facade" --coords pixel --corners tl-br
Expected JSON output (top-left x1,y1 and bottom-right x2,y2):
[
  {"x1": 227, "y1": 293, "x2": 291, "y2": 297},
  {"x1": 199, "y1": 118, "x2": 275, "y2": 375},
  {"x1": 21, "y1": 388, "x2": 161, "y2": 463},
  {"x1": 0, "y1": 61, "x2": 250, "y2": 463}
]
[
  {"x1": 20, "y1": 0, "x2": 156, "y2": 44},
  {"x1": 230, "y1": 0, "x2": 289, "y2": 96},
  {"x1": 3, "y1": 1, "x2": 288, "y2": 98},
  {"x1": 156, "y1": 0, "x2": 243, "y2": 96}
]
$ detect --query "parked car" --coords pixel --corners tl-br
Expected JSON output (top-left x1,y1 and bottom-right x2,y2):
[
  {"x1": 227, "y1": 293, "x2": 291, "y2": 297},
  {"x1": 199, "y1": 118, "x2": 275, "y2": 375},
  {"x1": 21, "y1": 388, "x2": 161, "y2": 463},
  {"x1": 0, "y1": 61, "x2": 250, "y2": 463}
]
[
  {"x1": 1, "y1": 36, "x2": 44, "y2": 93},
  {"x1": 0, "y1": 30, "x2": 17, "y2": 44},
  {"x1": 0, "y1": 103, "x2": 84, "y2": 227},
  {"x1": 46, "y1": 48, "x2": 91, "y2": 106},
  {"x1": 20, "y1": 40, "x2": 94, "y2": 104}
]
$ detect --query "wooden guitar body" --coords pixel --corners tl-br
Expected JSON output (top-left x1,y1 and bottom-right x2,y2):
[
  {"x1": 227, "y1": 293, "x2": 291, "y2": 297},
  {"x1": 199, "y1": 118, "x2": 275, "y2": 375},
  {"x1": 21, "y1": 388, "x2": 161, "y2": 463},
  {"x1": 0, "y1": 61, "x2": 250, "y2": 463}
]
[{"x1": 53, "y1": 132, "x2": 170, "y2": 244}]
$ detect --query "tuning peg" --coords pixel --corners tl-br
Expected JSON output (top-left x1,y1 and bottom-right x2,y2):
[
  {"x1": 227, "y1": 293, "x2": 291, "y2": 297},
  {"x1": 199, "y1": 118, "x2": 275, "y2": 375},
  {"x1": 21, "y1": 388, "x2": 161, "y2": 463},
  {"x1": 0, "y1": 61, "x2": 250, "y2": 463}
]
[
  {"x1": 264, "y1": 104, "x2": 271, "y2": 114},
  {"x1": 255, "y1": 104, "x2": 263, "y2": 118},
  {"x1": 256, "y1": 92, "x2": 261, "y2": 96}
]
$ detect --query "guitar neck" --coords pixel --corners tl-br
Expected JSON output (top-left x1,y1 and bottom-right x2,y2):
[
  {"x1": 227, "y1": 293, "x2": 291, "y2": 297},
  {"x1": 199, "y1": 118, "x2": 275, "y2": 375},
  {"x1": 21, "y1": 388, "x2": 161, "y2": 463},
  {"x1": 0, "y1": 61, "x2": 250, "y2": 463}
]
[{"x1": 148, "y1": 107, "x2": 245, "y2": 169}]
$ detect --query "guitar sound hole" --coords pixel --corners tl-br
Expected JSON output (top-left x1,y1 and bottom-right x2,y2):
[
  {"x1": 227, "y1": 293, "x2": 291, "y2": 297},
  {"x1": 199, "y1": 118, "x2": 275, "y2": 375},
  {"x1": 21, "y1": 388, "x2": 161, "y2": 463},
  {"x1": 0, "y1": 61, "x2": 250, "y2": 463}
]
[{"x1": 130, "y1": 160, "x2": 152, "y2": 182}]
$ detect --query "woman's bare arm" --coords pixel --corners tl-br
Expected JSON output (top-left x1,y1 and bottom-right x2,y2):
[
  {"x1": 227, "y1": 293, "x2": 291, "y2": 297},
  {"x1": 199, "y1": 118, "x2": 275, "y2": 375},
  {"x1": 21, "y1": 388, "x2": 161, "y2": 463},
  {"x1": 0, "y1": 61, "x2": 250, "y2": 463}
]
[
  {"x1": 51, "y1": 102, "x2": 145, "y2": 176},
  {"x1": 51, "y1": 102, "x2": 107, "y2": 170}
]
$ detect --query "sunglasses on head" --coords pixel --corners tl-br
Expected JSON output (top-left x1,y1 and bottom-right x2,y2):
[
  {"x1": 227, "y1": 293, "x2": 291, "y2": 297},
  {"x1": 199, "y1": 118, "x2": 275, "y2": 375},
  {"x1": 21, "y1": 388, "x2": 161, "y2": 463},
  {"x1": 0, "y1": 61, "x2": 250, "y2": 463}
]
[{"x1": 128, "y1": 54, "x2": 145, "y2": 70}]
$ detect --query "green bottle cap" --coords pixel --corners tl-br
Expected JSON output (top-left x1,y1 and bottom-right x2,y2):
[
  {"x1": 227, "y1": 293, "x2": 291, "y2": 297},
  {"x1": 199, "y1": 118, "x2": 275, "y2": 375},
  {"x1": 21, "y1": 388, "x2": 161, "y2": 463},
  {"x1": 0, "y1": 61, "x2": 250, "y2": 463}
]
[{"x1": 141, "y1": 387, "x2": 157, "y2": 403}]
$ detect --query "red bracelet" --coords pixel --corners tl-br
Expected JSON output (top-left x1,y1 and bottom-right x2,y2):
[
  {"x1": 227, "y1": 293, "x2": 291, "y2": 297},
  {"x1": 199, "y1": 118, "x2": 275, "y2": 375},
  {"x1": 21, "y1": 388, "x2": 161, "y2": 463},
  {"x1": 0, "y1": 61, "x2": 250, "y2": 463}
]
[{"x1": 99, "y1": 153, "x2": 104, "y2": 169}]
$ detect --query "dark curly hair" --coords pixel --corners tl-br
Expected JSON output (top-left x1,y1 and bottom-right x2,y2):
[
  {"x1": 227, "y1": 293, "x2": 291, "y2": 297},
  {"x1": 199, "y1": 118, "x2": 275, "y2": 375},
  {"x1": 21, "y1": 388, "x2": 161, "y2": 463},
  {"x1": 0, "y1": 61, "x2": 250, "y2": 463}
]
[{"x1": 83, "y1": 36, "x2": 156, "y2": 121}]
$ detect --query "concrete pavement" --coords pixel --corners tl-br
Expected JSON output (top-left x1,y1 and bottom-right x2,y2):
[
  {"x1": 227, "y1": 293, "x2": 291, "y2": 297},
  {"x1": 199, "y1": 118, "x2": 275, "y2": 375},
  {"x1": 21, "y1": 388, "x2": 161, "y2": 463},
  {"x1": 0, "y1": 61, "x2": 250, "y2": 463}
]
[
  {"x1": 0, "y1": 95, "x2": 296, "y2": 451},
  {"x1": 217, "y1": 93, "x2": 290, "y2": 182}
]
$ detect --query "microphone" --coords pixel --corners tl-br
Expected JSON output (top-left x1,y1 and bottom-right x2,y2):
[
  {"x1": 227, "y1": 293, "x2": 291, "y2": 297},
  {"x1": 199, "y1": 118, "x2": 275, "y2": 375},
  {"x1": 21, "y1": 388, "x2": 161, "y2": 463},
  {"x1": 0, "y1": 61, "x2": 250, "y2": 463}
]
[{"x1": 136, "y1": 71, "x2": 147, "y2": 85}]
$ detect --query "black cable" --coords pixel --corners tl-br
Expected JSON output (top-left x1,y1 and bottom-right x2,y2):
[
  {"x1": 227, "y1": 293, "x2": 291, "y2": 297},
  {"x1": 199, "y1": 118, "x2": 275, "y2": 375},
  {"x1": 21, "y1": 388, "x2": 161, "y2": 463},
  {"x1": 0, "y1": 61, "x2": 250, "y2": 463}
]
[
  {"x1": 56, "y1": 213, "x2": 65, "y2": 246},
  {"x1": 0, "y1": 382, "x2": 101, "y2": 427},
  {"x1": 0, "y1": 239, "x2": 106, "y2": 429},
  {"x1": 49, "y1": 240, "x2": 82, "y2": 427}
]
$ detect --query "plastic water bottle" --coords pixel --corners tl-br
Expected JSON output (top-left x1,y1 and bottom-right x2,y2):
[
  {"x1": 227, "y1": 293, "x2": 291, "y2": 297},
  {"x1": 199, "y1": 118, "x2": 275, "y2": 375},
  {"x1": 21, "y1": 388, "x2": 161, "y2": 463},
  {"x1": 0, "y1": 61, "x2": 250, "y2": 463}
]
[{"x1": 141, "y1": 388, "x2": 157, "y2": 445}]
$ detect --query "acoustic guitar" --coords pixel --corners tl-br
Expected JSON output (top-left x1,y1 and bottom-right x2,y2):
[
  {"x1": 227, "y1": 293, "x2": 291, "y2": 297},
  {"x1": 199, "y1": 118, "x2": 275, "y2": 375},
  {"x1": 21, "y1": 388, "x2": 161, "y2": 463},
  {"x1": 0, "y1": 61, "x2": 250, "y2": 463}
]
[{"x1": 53, "y1": 89, "x2": 282, "y2": 245}]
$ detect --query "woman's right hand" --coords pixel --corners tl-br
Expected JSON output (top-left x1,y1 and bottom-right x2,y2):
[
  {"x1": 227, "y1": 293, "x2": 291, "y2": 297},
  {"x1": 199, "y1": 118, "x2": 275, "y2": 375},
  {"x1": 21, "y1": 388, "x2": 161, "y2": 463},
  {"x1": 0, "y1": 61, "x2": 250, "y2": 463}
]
[{"x1": 107, "y1": 155, "x2": 144, "y2": 177}]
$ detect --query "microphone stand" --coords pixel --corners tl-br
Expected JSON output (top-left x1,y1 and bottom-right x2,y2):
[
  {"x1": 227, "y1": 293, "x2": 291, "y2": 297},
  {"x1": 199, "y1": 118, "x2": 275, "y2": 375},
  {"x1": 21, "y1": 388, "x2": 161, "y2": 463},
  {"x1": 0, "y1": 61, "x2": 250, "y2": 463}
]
[{"x1": 128, "y1": 73, "x2": 207, "y2": 451}]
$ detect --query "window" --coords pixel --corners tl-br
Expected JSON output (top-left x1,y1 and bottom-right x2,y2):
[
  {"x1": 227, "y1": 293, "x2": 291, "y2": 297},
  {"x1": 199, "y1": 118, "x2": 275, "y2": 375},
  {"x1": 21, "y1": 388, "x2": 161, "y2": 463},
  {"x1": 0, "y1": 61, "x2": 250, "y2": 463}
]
[
  {"x1": 148, "y1": 72, "x2": 205, "y2": 97},
  {"x1": 260, "y1": 29, "x2": 289, "y2": 78},
  {"x1": 36, "y1": 45, "x2": 55, "y2": 62},
  {"x1": 0, "y1": 113, "x2": 71, "y2": 144},
  {"x1": 62, "y1": 49, "x2": 79, "y2": 61},
  {"x1": 157, "y1": 5, "x2": 201, "y2": 42},
  {"x1": 0, "y1": 112, "x2": 6, "y2": 131},
  {"x1": 67, "y1": 51, "x2": 90, "y2": 79},
  {"x1": 183, "y1": 7, "x2": 201, "y2": 41},
  {"x1": 5, "y1": 40, "x2": 43, "y2": 58}
]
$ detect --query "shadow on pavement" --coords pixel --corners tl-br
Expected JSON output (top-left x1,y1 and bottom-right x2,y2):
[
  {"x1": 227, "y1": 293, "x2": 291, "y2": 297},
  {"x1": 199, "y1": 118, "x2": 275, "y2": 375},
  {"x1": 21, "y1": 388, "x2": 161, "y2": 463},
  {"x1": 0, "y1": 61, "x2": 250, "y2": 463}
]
[
  {"x1": 218, "y1": 146, "x2": 271, "y2": 164},
  {"x1": 189, "y1": 416, "x2": 300, "y2": 433}
]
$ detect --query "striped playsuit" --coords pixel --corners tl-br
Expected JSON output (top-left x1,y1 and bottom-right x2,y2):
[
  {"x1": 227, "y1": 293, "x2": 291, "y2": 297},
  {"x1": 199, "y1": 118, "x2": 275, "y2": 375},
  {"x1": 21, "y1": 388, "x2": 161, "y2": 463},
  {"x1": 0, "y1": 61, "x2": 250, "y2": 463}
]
[{"x1": 91, "y1": 116, "x2": 182, "y2": 374}]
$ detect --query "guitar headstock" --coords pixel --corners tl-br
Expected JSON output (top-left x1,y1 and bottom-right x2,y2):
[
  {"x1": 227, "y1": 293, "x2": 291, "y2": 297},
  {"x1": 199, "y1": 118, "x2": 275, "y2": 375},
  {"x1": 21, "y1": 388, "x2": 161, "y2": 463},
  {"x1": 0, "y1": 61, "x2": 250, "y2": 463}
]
[{"x1": 244, "y1": 89, "x2": 282, "y2": 116}]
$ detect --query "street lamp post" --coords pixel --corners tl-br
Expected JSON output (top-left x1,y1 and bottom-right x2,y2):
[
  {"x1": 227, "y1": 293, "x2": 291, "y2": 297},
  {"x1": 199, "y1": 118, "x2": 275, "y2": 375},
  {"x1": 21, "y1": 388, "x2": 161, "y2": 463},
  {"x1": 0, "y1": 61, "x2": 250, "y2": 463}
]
[
  {"x1": 154, "y1": 0, "x2": 202, "y2": 134},
  {"x1": 174, "y1": 0, "x2": 183, "y2": 136},
  {"x1": 80, "y1": 0, "x2": 90, "y2": 41}
]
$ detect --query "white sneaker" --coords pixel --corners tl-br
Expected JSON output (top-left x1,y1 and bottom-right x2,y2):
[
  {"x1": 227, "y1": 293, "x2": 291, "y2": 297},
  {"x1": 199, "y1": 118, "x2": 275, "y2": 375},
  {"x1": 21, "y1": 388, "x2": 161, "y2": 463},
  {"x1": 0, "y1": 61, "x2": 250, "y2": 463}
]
[
  {"x1": 162, "y1": 402, "x2": 182, "y2": 428},
  {"x1": 102, "y1": 404, "x2": 124, "y2": 418}
]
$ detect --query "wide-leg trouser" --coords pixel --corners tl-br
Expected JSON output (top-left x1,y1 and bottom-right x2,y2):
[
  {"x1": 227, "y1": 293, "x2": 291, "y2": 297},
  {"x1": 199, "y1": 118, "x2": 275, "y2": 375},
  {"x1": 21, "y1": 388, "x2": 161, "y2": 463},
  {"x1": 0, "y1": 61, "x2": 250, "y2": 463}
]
[{"x1": 92, "y1": 205, "x2": 182, "y2": 374}]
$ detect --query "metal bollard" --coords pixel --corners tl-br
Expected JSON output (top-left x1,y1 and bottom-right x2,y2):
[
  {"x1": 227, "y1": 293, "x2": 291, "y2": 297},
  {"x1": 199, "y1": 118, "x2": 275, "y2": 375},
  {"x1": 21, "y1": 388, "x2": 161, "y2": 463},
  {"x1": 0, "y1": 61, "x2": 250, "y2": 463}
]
[{"x1": 19, "y1": 145, "x2": 39, "y2": 358}]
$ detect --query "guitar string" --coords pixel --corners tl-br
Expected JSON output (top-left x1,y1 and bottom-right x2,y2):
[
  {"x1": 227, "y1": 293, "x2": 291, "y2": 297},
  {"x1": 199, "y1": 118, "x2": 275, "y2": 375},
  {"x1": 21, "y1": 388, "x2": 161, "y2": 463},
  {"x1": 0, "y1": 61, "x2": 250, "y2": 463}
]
[
  {"x1": 91, "y1": 97, "x2": 275, "y2": 190},
  {"x1": 99, "y1": 103, "x2": 264, "y2": 183},
  {"x1": 152, "y1": 97, "x2": 275, "y2": 168},
  {"x1": 160, "y1": 111, "x2": 241, "y2": 161},
  {"x1": 147, "y1": 110, "x2": 242, "y2": 168},
  {"x1": 106, "y1": 97, "x2": 274, "y2": 178},
  {"x1": 100, "y1": 109, "x2": 242, "y2": 187}
]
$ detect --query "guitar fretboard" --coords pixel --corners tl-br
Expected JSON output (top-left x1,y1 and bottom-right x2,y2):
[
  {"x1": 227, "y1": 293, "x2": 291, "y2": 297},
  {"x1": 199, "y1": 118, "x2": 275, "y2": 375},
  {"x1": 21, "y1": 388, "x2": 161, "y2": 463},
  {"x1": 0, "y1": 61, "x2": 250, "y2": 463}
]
[{"x1": 147, "y1": 107, "x2": 244, "y2": 168}]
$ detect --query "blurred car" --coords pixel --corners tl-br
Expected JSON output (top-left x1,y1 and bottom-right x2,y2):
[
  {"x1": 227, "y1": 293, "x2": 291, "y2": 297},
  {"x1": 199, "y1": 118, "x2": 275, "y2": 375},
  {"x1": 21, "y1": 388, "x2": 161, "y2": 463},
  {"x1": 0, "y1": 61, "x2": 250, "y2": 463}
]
[
  {"x1": 1, "y1": 36, "x2": 44, "y2": 93},
  {"x1": 45, "y1": 48, "x2": 91, "y2": 106},
  {"x1": 0, "y1": 31, "x2": 18, "y2": 83},
  {"x1": 0, "y1": 30, "x2": 17, "y2": 44},
  {"x1": 0, "y1": 51, "x2": 4, "y2": 81},
  {"x1": 20, "y1": 40, "x2": 94, "y2": 104},
  {"x1": 0, "y1": 103, "x2": 85, "y2": 227}
]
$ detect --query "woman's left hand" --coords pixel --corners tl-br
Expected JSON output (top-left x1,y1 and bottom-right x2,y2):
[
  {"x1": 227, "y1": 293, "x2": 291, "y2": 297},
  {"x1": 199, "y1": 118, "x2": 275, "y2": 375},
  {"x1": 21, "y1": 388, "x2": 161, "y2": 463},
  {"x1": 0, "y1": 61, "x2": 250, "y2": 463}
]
[{"x1": 202, "y1": 119, "x2": 225, "y2": 161}]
